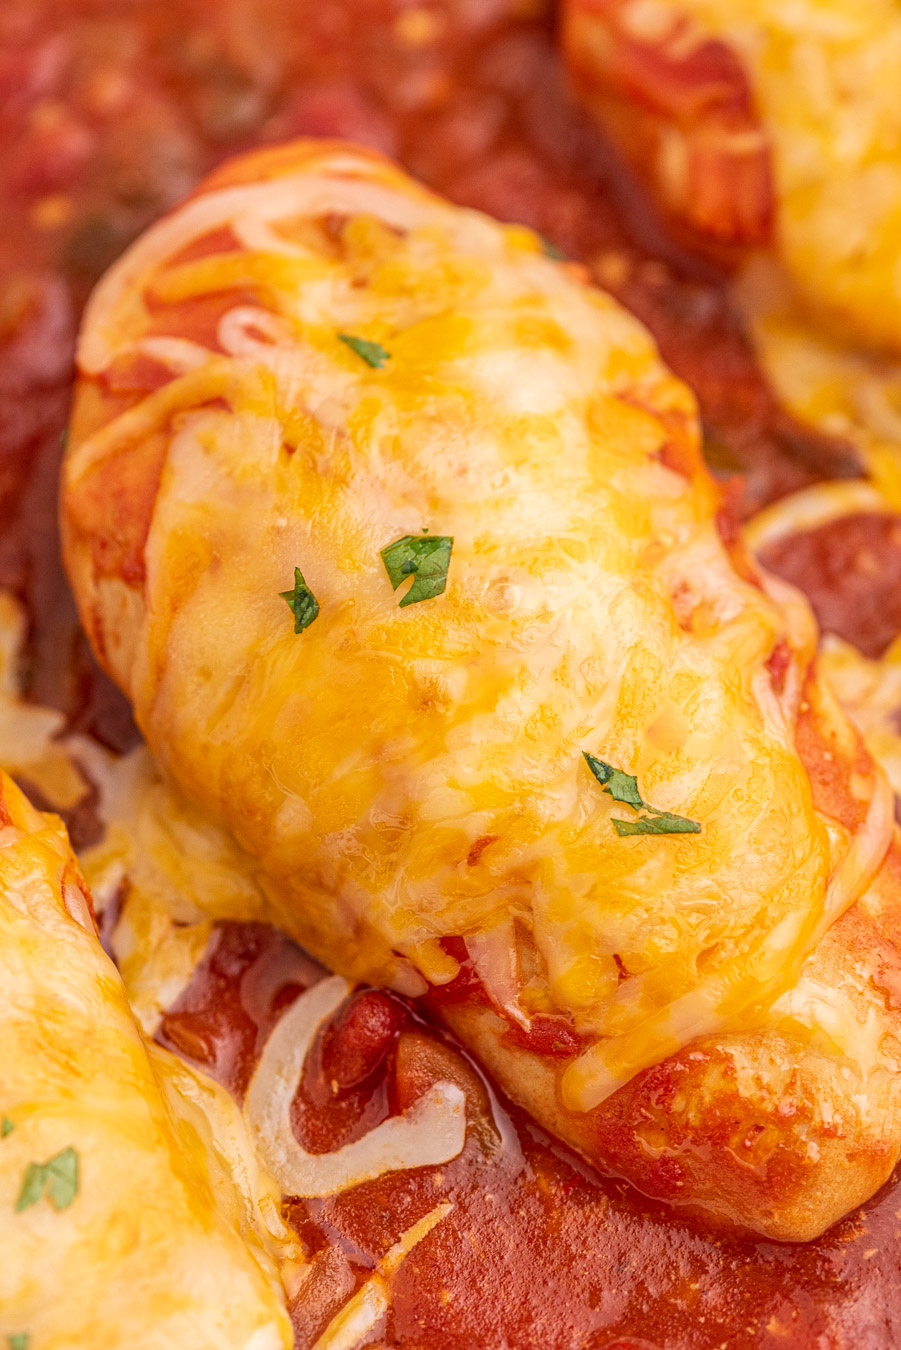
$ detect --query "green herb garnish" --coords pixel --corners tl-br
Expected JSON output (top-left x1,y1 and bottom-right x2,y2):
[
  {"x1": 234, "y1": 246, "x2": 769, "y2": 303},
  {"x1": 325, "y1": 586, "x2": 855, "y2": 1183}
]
[
  {"x1": 338, "y1": 333, "x2": 390, "y2": 369},
  {"x1": 540, "y1": 237, "x2": 567, "y2": 261},
  {"x1": 1, "y1": 1118, "x2": 14, "y2": 1138},
  {"x1": 583, "y1": 754, "x2": 701, "y2": 837},
  {"x1": 8, "y1": 1334, "x2": 29, "y2": 1350},
  {"x1": 280, "y1": 568, "x2": 319, "y2": 634},
  {"x1": 380, "y1": 535, "x2": 453, "y2": 608},
  {"x1": 15, "y1": 1147, "x2": 79, "y2": 1213}
]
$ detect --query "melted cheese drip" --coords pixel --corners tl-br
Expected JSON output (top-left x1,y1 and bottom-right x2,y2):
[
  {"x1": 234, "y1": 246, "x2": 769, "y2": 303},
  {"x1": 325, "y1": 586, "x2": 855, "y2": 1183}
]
[
  {"x1": 73, "y1": 736, "x2": 270, "y2": 1034},
  {"x1": 0, "y1": 771, "x2": 293, "y2": 1350},
  {"x1": 632, "y1": 0, "x2": 901, "y2": 350},
  {"x1": 64, "y1": 143, "x2": 891, "y2": 1110}
]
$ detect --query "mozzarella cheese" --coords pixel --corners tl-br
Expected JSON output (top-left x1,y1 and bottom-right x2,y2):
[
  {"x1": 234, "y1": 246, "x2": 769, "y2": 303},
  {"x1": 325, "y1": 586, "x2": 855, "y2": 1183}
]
[
  {"x1": 63, "y1": 142, "x2": 893, "y2": 1112},
  {"x1": 0, "y1": 770, "x2": 293, "y2": 1350}
]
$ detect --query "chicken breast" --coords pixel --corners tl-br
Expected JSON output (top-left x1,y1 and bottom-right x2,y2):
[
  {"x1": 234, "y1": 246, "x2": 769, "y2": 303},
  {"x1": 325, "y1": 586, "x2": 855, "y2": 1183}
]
[
  {"x1": 0, "y1": 769, "x2": 292, "y2": 1349},
  {"x1": 562, "y1": 0, "x2": 901, "y2": 353},
  {"x1": 62, "y1": 139, "x2": 901, "y2": 1240}
]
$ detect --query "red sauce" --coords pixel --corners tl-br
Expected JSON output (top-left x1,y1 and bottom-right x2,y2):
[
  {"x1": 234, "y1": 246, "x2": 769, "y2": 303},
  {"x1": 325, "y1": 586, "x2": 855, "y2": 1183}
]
[
  {"x1": 161, "y1": 919, "x2": 901, "y2": 1350},
  {"x1": 760, "y1": 512, "x2": 901, "y2": 659},
  {"x1": 1, "y1": 2, "x2": 899, "y2": 1346}
]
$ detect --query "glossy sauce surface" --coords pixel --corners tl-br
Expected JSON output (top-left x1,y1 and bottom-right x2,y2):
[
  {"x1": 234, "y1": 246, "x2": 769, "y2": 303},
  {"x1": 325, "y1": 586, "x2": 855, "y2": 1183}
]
[
  {"x1": 159, "y1": 921, "x2": 901, "y2": 1350},
  {"x1": 2, "y1": 1, "x2": 901, "y2": 1345}
]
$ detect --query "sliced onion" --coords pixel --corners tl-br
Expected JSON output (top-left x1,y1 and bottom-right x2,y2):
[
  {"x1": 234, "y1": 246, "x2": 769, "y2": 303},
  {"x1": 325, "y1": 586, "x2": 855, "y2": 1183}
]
[
  {"x1": 245, "y1": 976, "x2": 466, "y2": 1197},
  {"x1": 743, "y1": 479, "x2": 887, "y2": 554},
  {"x1": 311, "y1": 1203, "x2": 451, "y2": 1350}
]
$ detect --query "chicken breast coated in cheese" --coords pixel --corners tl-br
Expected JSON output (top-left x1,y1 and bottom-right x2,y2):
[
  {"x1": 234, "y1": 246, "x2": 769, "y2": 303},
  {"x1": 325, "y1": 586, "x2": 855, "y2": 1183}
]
[
  {"x1": 62, "y1": 140, "x2": 901, "y2": 1240},
  {"x1": 0, "y1": 770, "x2": 292, "y2": 1350},
  {"x1": 562, "y1": 0, "x2": 901, "y2": 354}
]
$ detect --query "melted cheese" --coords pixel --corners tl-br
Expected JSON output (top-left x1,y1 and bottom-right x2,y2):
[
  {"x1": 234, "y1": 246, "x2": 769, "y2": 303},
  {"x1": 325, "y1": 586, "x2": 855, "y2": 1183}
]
[
  {"x1": 733, "y1": 269, "x2": 901, "y2": 810},
  {"x1": 63, "y1": 142, "x2": 892, "y2": 1110},
  {"x1": 818, "y1": 634, "x2": 901, "y2": 806},
  {"x1": 626, "y1": 0, "x2": 901, "y2": 350},
  {"x1": 311, "y1": 1204, "x2": 452, "y2": 1350},
  {"x1": 735, "y1": 258, "x2": 901, "y2": 507},
  {"x1": 0, "y1": 771, "x2": 293, "y2": 1350},
  {"x1": 72, "y1": 737, "x2": 270, "y2": 1033},
  {"x1": 0, "y1": 592, "x2": 474, "y2": 1336}
]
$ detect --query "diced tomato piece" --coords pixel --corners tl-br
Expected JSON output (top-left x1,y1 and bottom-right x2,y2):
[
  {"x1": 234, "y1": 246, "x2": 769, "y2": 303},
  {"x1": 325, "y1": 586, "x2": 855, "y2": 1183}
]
[{"x1": 320, "y1": 988, "x2": 408, "y2": 1090}]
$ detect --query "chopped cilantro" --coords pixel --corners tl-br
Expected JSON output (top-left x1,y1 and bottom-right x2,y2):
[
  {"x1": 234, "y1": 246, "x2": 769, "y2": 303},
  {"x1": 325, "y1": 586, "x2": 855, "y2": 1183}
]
[
  {"x1": 540, "y1": 237, "x2": 567, "y2": 261},
  {"x1": 15, "y1": 1147, "x2": 79, "y2": 1213},
  {"x1": 279, "y1": 568, "x2": 319, "y2": 634},
  {"x1": 583, "y1": 754, "x2": 701, "y2": 837},
  {"x1": 612, "y1": 813, "x2": 702, "y2": 837},
  {"x1": 1, "y1": 1118, "x2": 13, "y2": 1138},
  {"x1": 8, "y1": 1334, "x2": 29, "y2": 1350},
  {"x1": 338, "y1": 333, "x2": 390, "y2": 369},
  {"x1": 380, "y1": 535, "x2": 453, "y2": 608}
]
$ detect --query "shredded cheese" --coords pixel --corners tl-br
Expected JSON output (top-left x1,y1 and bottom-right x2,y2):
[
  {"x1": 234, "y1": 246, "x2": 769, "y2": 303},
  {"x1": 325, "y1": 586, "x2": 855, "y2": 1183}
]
[
  {"x1": 611, "y1": 0, "x2": 901, "y2": 352},
  {"x1": 0, "y1": 590, "x2": 466, "y2": 1337},
  {"x1": 0, "y1": 768, "x2": 294, "y2": 1350}
]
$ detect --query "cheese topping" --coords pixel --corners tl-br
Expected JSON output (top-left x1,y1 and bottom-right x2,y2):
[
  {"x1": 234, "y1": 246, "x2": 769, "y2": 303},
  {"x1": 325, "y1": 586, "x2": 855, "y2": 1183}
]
[
  {"x1": 0, "y1": 590, "x2": 463, "y2": 1340},
  {"x1": 0, "y1": 771, "x2": 293, "y2": 1350},
  {"x1": 735, "y1": 258, "x2": 901, "y2": 511},
  {"x1": 64, "y1": 142, "x2": 893, "y2": 1110},
  {"x1": 624, "y1": 0, "x2": 901, "y2": 351}
]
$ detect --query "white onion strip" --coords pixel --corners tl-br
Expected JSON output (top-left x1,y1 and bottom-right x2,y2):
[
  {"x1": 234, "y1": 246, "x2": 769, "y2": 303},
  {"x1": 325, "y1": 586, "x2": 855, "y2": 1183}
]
[
  {"x1": 312, "y1": 1203, "x2": 452, "y2": 1350},
  {"x1": 743, "y1": 479, "x2": 888, "y2": 554},
  {"x1": 245, "y1": 976, "x2": 466, "y2": 1197}
]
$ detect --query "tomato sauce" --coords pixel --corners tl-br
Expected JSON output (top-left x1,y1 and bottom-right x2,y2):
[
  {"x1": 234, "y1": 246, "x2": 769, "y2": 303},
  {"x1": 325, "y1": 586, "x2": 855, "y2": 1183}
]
[
  {"x1": 2, "y1": 2, "x2": 901, "y2": 1346},
  {"x1": 160, "y1": 920, "x2": 901, "y2": 1350},
  {"x1": 759, "y1": 513, "x2": 901, "y2": 660}
]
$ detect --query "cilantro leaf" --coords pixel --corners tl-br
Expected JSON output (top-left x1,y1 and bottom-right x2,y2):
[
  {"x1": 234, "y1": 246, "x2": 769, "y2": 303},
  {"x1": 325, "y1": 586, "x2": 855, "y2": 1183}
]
[
  {"x1": 583, "y1": 753, "x2": 701, "y2": 837},
  {"x1": 1, "y1": 1118, "x2": 13, "y2": 1138},
  {"x1": 15, "y1": 1147, "x2": 79, "y2": 1213},
  {"x1": 338, "y1": 333, "x2": 390, "y2": 369},
  {"x1": 9, "y1": 1334, "x2": 29, "y2": 1350},
  {"x1": 279, "y1": 568, "x2": 319, "y2": 634},
  {"x1": 540, "y1": 237, "x2": 567, "y2": 261},
  {"x1": 613, "y1": 813, "x2": 702, "y2": 837},
  {"x1": 380, "y1": 535, "x2": 453, "y2": 608},
  {"x1": 583, "y1": 755, "x2": 644, "y2": 810}
]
